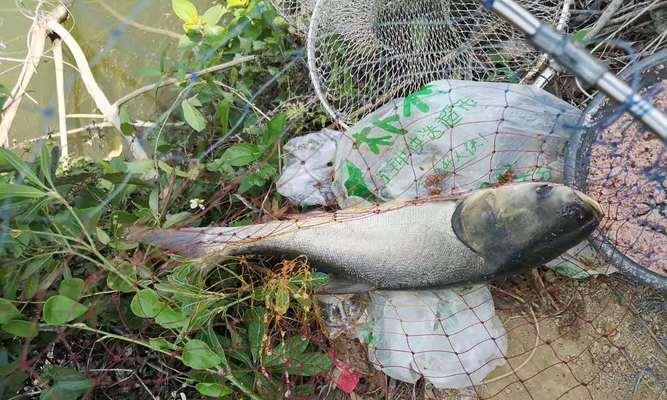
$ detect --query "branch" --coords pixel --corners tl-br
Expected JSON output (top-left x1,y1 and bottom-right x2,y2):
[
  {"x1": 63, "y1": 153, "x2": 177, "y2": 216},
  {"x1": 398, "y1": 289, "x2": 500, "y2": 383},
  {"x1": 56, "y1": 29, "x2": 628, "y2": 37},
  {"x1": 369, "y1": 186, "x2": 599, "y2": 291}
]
[
  {"x1": 0, "y1": 3, "x2": 70, "y2": 146},
  {"x1": 112, "y1": 55, "x2": 256, "y2": 108},
  {"x1": 54, "y1": 38, "x2": 69, "y2": 163},
  {"x1": 46, "y1": 20, "x2": 150, "y2": 160}
]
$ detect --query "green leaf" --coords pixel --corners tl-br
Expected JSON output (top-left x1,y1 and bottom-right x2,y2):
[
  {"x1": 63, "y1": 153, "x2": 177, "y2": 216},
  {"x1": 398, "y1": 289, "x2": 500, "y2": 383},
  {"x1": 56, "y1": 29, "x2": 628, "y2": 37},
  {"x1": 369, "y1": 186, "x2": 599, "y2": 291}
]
[
  {"x1": 256, "y1": 164, "x2": 277, "y2": 180},
  {"x1": 219, "y1": 143, "x2": 261, "y2": 167},
  {"x1": 172, "y1": 0, "x2": 199, "y2": 23},
  {"x1": 287, "y1": 352, "x2": 332, "y2": 376},
  {"x1": 571, "y1": 28, "x2": 592, "y2": 43},
  {"x1": 551, "y1": 262, "x2": 590, "y2": 280},
  {"x1": 202, "y1": 322, "x2": 229, "y2": 369},
  {"x1": 263, "y1": 336, "x2": 309, "y2": 368},
  {"x1": 0, "y1": 299, "x2": 22, "y2": 324},
  {"x1": 1, "y1": 320, "x2": 38, "y2": 338},
  {"x1": 290, "y1": 272, "x2": 329, "y2": 290},
  {"x1": 0, "y1": 184, "x2": 46, "y2": 200},
  {"x1": 107, "y1": 263, "x2": 136, "y2": 293},
  {"x1": 130, "y1": 289, "x2": 162, "y2": 318},
  {"x1": 218, "y1": 99, "x2": 231, "y2": 137},
  {"x1": 262, "y1": 113, "x2": 286, "y2": 147},
  {"x1": 155, "y1": 306, "x2": 187, "y2": 329},
  {"x1": 58, "y1": 278, "x2": 85, "y2": 300},
  {"x1": 43, "y1": 295, "x2": 88, "y2": 325},
  {"x1": 0, "y1": 148, "x2": 44, "y2": 188},
  {"x1": 271, "y1": 285, "x2": 290, "y2": 316},
  {"x1": 182, "y1": 98, "x2": 207, "y2": 132},
  {"x1": 96, "y1": 227, "x2": 111, "y2": 245},
  {"x1": 196, "y1": 382, "x2": 232, "y2": 397},
  {"x1": 247, "y1": 307, "x2": 265, "y2": 363},
  {"x1": 163, "y1": 212, "x2": 192, "y2": 228},
  {"x1": 228, "y1": 0, "x2": 249, "y2": 8},
  {"x1": 203, "y1": 5, "x2": 225, "y2": 26},
  {"x1": 149, "y1": 338, "x2": 178, "y2": 352},
  {"x1": 238, "y1": 173, "x2": 266, "y2": 193},
  {"x1": 41, "y1": 367, "x2": 92, "y2": 400},
  {"x1": 119, "y1": 106, "x2": 135, "y2": 136},
  {"x1": 125, "y1": 160, "x2": 155, "y2": 175},
  {"x1": 39, "y1": 144, "x2": 55, "y2": 188},
  {"x1": 149, "y1": 188, "x2": 159, "y2": 217},
  {"x1": 182, "y1": 339, "x2": 221, "y2": 370}
]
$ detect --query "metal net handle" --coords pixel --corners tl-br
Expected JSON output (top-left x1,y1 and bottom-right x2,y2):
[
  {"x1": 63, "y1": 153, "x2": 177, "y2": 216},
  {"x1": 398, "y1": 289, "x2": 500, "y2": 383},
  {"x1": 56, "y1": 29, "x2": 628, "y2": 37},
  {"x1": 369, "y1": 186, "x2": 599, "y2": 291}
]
[{"x1": 485, "y1": 0, "x2": 667, "y2": 142}]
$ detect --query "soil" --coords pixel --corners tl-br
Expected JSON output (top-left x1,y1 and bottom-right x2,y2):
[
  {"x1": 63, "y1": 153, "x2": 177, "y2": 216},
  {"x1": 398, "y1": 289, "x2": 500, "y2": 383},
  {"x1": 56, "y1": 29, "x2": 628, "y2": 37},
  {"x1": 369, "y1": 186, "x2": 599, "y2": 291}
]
[{"x1": 325, "y1": 273, "x2": 667, "y2": 400}]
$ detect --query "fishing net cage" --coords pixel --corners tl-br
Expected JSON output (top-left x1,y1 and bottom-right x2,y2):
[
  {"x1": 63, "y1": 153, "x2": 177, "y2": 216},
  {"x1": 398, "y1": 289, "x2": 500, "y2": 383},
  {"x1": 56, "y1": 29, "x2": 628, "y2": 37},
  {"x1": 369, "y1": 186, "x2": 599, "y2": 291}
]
[
  {"x1": 268, "y1": 0, "x2": 314, "y2": 32},
  {"x1": 306, "y1": 0, "x2": 571, "y2": 127},
  {"x1": 565, "y1": 49, "x2": 667, "y2": 290}
]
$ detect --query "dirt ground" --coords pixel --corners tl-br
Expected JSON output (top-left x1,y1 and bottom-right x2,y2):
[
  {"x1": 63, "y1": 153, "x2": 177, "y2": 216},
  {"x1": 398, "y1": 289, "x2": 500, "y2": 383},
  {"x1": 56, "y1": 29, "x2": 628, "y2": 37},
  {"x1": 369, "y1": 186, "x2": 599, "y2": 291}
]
[{"x1": 326, "y1": 273, "x2": 667, "y2": 400}]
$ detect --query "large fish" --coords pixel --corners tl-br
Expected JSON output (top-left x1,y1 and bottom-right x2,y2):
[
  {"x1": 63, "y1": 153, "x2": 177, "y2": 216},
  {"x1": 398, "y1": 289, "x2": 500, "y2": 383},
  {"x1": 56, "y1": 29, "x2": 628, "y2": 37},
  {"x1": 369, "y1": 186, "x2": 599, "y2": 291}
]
[{"x1": 129, "y1": 182, "x2": 602, "y2": 293}]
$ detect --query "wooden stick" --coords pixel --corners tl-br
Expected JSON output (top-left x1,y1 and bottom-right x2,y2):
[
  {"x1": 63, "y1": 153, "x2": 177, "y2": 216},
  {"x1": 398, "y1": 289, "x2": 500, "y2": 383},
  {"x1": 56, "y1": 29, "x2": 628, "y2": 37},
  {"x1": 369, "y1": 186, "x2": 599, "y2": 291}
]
[
  {"x1": 46, "y1": 20, "x2": 150, "y2": 160},
  {"x1": 112, "y1": 56, "x2": 256, "y2": 108},
  {"x1": 0, "y1": 3, "x2": 70, "y2": 146},
  {"x1": 53, "y1": 38, "x2": 69, "y2": 163}
]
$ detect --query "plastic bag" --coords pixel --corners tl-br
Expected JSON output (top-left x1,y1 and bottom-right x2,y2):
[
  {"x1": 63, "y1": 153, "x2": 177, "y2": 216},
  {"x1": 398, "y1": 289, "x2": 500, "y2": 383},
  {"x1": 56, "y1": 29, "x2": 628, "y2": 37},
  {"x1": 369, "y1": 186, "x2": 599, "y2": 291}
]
[
  {"x1": 331, "y1": 80, "x2": 581, "y2": 208},
  {"x1": 276, "y1": 128, "x2": 342, "y2": 206},
  {"x1": 359, "y1": 285, "x2": 507, "y2": 388}
]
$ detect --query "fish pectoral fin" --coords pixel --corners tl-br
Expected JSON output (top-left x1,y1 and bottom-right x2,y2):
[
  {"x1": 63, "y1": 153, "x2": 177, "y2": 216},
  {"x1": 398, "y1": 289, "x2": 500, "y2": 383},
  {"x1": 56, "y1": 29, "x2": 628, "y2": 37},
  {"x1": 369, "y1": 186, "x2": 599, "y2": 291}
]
[{"x1": 317, "y1": 276, "x2": 375, "y2": 294}]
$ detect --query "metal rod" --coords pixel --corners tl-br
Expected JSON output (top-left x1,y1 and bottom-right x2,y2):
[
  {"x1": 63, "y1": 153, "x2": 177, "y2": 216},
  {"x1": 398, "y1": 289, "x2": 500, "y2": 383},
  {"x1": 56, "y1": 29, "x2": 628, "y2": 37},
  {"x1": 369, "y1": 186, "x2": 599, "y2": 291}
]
[{"x1": 484, "y1": 0, "x2": 667, "y2": 142}]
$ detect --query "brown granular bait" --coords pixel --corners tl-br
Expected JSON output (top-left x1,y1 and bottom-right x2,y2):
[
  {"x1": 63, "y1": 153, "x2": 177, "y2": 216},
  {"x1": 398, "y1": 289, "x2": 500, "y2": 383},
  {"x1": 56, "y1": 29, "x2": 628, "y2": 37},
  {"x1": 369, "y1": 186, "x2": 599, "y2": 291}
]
[{"x1": 586, "y1": 80, "x2": 666, "y2": 276}]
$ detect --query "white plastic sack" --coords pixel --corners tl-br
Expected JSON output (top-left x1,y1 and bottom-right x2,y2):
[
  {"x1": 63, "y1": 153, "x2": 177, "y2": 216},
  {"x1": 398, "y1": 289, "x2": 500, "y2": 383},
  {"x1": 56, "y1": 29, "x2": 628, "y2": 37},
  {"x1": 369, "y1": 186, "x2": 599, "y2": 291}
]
[
  {"x1": 331, "y1": 80, "x2": 581, "y2": 208},
  {"x1": 277, "y1": 128, "x2": 342, "y2": 206},
  {"x1": 359, "y1": 285, "x2": 507, "y2": 389}
]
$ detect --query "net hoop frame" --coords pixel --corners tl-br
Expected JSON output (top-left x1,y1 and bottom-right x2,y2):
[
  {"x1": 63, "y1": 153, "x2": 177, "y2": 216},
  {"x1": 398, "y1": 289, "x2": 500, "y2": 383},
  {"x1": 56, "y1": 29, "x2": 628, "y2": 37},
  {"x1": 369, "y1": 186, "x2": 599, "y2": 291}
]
[
  {"x1": 306, "y1": 0, "x2": 572, "y2": 128},
  {"x1": 564, "y1": 49, "x2": 667, "y2": 293}
]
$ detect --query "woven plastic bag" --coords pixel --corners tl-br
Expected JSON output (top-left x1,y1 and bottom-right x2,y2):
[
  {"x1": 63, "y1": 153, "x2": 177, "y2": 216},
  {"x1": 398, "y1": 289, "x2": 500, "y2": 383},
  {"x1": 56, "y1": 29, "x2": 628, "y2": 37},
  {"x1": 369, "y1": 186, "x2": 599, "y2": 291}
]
[{"x1": 331, "y1": 79, "x2": 581, "y2": 207}]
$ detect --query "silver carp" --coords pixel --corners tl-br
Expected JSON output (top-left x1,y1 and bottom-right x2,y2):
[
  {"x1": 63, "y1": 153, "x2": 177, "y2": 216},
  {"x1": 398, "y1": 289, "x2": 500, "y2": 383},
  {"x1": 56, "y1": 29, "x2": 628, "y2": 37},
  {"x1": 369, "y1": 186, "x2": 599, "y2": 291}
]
[{"x1": 130, "y1": 182, "x2": 602, "y2": 293}]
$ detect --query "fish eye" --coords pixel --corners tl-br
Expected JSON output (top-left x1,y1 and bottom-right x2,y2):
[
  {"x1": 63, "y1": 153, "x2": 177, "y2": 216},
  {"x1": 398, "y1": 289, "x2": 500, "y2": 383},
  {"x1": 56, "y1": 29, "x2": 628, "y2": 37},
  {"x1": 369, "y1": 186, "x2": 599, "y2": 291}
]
[{"x1": 535, "y1": 184, "x2": 553, "y2": 200}]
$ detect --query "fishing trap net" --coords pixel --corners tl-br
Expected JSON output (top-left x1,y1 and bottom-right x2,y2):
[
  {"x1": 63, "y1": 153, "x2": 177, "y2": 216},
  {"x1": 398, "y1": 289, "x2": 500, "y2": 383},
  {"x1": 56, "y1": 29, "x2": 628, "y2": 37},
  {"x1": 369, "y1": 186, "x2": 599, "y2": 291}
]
[
  {"x1": 565, "y1": 50, "x2": 667, "y2": 289},
  {"x1": 306, "y1": 0, "x2": 571, "y2": 126},
  {"x1": 268, "y1": 0, "x2": 314, "y2": 32}
]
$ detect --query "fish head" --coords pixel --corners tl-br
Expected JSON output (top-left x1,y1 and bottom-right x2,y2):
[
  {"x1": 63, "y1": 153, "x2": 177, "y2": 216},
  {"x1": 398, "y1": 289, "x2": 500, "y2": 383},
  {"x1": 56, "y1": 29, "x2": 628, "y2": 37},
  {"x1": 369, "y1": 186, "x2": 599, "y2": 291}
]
[{"x1": 451, "y1": 182, "x2": 603, "y2": 273}]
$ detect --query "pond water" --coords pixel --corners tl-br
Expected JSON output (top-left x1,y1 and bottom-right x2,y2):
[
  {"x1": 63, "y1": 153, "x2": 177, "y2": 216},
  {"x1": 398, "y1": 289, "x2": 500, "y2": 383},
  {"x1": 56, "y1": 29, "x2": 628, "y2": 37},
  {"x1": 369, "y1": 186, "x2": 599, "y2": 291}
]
[{"x1": 0, "y1": 0, "x2": 208, "y2": 158}]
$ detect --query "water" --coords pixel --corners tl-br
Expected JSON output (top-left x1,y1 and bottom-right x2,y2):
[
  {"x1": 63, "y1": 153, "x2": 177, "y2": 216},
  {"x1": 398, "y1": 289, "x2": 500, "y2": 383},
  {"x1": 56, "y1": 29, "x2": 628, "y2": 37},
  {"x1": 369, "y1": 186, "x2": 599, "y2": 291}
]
[{"x1": 0, "y1": 0, "x2": 207, "y2": 158}]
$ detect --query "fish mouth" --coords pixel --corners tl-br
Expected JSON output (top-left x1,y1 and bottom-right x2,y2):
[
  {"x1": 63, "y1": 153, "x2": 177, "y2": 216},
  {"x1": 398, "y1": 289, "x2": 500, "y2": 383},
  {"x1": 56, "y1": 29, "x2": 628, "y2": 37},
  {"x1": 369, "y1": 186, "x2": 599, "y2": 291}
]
[{"x1": 574, "y1": 189, "x2": 604, "y2": 219}]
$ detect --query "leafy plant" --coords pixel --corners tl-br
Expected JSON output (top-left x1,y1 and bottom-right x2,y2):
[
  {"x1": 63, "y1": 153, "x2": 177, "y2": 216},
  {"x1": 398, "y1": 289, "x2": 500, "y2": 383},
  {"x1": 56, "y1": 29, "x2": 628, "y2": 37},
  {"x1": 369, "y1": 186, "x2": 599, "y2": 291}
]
[
  {"x1": 207, "y1": 113, "x2": 286, "y2": 192},
  {"x1": 0, "y1": 0, "x2": 334, "y2": 398}
]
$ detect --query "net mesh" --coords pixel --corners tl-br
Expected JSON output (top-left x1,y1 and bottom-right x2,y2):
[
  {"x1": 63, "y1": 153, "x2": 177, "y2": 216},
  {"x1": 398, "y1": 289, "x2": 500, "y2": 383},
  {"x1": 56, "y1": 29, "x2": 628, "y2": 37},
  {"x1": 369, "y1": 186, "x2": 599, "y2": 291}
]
[
  {"x1": 268, "y1": 0, "x2": 314, "y2": 32},
  {"x1": 0, "y1": 1, "x2": 665, "y2": 400},
  {"x1": 568, "y1": 52, "x2": 667, "y2": 281},
  {"x1": 307, "y1": 0, "x2": 567, "y2": 125}
]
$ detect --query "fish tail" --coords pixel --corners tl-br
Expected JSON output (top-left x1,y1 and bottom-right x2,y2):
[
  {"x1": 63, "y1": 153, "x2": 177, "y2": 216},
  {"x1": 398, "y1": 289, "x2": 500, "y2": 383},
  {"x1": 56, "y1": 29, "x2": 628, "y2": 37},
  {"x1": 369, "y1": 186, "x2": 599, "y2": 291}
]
[{"x1": 127, "y1": 226, "x2": 245, "y2": 258}]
